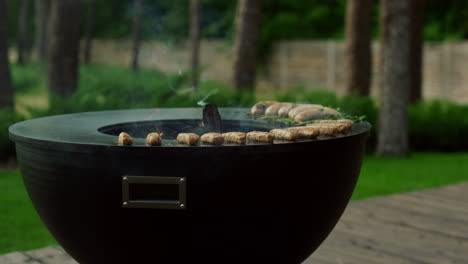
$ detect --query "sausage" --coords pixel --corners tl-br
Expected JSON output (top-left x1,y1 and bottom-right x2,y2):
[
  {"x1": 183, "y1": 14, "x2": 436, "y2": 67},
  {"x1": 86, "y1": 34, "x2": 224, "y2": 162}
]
[
  {"x1": 294, "y1": 107, "x2": 340, "y2": 122},
  {"x1": 278, "y1": 104, "x2": 296, "y2": 118},
  {"x1": 286, "y1": 126, "x2": 320, "y2": 139},
  {"x1": 118, "y1": 132, "x2": 133, "y2": 145},
  {"x1": 313, "y1": 119, "x2": 353, "y2": 125},
  {"x1": 265, "y1": 102, "x2": 291, "y2": 116},
  {"x1": 222, "y1": 132, "x2": 247, "y2": 144},
  {"x1": 177, "y1": 133, "x2": 200, "y2": 146},
  {"x1": 288, "y1": 104, "x2": 323, "y2": 119},
  {"x1": 270, "y1": 129, "x2": 298, "y2": 141},
  {"x1": 324, "y1": 107, "x2": 340, "y2": 116},
  {"x1": 146, "y1": 132, "x2": 162, "y2": 146},
  {"x1": 337, "y1": 119, "x2": 354, "y2": 131},
  {"x1": 313, "y1": 119, "x2": 354, "y2": 132},
  {"x1": 336, "y1": 119, "x2": 354, "y2": 127},
  {"x1": 201, "y1": 133, "x2": 224, "y2": 145},
  {"x1": 250, "y1": 101, "x2": 278, "y2": 115},
  {"x1": 247, "y1": 131, "x2": 274, "y2": 143},
  {"x1": 314, "y1": 120, "x2": 338, "y2": 124},
  {"x1": 306, "y1": 123, "x2": 340, "y2": 135},
  {"x1": 313, "y1": 124, "x2": 338, "y2": 135}
]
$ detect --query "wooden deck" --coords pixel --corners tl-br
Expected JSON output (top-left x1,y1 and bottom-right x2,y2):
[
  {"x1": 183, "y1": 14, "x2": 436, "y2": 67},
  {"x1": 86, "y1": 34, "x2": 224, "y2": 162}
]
[{"x1": 1, "y1": 182, "x2": 467, "y2": 264}]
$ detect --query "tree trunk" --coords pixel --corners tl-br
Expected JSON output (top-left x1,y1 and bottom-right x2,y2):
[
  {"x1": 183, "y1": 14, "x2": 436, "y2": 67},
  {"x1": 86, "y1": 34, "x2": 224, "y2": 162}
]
[
  {"x1": 17, "y1": 0, "x2": 31, "y2": 65},
  {"x1": 35, "y1": 0, "x2": 50, "y2": 61},
  {"x1": 344, "y1": 0, "x2": 372, "y2": 96},
  {"x1": 0, "y1": 0, "x2": 14, "y2": 109},
  {"x1": 131, "y1": 0, "x2": 143, "y2": 71},
  {"x1": 232, "y1": 0, "x2": 262, "y2": 92},
  {"x1": 47, "y1": 0, "x2": 83, "y2": 97},
  {"x1": 376, "y1": 0, "x2": 411, "y2": 156},
  {"x1": 83, "y1": 0, "x2": 96, "y2": 64},
  {"x1": 189, "y1": 0, "x2": 201, "y2": 90},
  {"x1": 409, "y1": 0, "x2": 426, "y2": 104}
]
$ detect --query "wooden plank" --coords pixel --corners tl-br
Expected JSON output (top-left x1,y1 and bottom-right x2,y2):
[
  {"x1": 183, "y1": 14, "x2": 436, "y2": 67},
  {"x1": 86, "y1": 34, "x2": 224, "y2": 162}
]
[
  {"x1": 340, "y1": 207, "x2": 468, "y2": 248},
  {"x1": 370, "y1": 198, "x2": 468, "y2": 234},
  {"x1": 388, "y1": 194, "x2": 468, "y2": 221},
  {"x1": 418, "y1": 183, "x2": 468, "y2": 201},
  {"x1": 433, "y1": 183, "x2": 468, "y2": 198},
  {"x1": 335, "y1": 211, "x2": 468, "y2": 262},
  {"x1": 0, "y1": 252, "x2": 32, "y2": 264},
  {"x1": 304, "y1": 249, "x2": 343, "y2": 264},
  {"x1": 23, "y1": 247, "x2": 77, "y2": 264},
  {"x1": 330, "y1": 185, "x2": 468, "y2": 264},
  {"x1": 310, "y1": 237, "x2": 418, "y2": 264},
  {"x1": 307, "y1": 246, "x2": 389, "y2": 264},
  {"x1": 350, "y1": 198, "x2": 468, "y2": 239},
  {"x1": 406, "y1": 192, "x2": 468, "y2": 215},
  {"x1": 330, "y1": 227, "x2": 468, "y2": 264}
]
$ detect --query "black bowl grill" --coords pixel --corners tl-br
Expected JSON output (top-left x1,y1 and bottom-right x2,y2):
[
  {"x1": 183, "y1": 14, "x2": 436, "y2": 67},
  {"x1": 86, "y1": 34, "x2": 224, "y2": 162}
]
[{"x1": 9, "y1": 108, "x2": 370, "y2": 264}]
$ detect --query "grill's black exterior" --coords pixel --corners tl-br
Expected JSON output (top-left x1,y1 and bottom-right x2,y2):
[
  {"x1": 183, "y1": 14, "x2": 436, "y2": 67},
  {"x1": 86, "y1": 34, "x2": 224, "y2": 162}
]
[{"x1": 9, "y1": 108, "x2": 370, "y2": 264}]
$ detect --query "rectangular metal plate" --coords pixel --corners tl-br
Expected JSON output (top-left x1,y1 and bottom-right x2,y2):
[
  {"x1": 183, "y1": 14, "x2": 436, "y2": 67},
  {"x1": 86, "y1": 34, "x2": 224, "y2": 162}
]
[{"x1": 122, "y1": 176, "x2": 186, "y2": 210}]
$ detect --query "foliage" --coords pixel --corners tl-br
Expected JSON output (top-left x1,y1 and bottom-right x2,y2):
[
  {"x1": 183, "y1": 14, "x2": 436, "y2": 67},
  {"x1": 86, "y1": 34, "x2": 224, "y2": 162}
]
[
  {"x1": 425, "y1": 0, "x2": 468, "y2": 40},
  {"x1": 28, "y1": 64, "x2": 255, "y2": 118},
  {"x1": 409, "y1": 100, "x2": 468, "y2": 151},
  {"x1": 3, "y1": 63, "x2": 468, "y2": 163},
  {"x1": 0, "y1": 109, "x2": 23, "y2": 162},
  {"x1": 6, "y1": 0, "x2": 468, "y2": 49},
  {"x1": 10, "y1": 63, "x2": 45, "y2": 94}
]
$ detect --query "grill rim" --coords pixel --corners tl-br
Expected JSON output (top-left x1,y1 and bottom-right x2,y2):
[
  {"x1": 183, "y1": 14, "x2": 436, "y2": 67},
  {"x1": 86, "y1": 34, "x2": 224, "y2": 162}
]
[{"x1": 9, "y1": 107, "x2": 371, "y2": 152}]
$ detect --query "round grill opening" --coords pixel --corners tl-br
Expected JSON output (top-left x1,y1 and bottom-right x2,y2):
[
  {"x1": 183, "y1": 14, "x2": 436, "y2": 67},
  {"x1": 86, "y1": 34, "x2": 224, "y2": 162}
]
[{"x1": 98, "y1": 119, "x2": 283, "y2": 139}]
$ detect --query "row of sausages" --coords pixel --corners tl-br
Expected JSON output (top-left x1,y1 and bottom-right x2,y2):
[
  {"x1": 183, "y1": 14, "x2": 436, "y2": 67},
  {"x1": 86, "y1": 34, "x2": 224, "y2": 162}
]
[
  {"x1": 251, "y1": 101, "x2": 340, "y2": 122},
  {"x1": 118, "y1": 132, "x2": 162, "y2": 146},
  {"x1": 118, "y1": 119, "x2": 354, "y2": 146}
]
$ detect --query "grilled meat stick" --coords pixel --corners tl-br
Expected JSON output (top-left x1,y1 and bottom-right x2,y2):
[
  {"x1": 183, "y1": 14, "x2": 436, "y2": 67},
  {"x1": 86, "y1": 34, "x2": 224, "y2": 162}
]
[
  {"x1": 250, "y1": 101, "x2": 277, "y2": 115},
  {"x1": 118, "y1": 132, "x2": 133, "y2": 145},
  {"x1": 278, "y1": 104, "x2": 296, "y2": 118},
  {"x1": 308, "y1": 119, "x2": 354, "y2": 133},
  {"x1": 288, "y1": 104, "x2": 323, "y2": 119},
  {"x1": 222, "y1": 132, "x2": 247, "y2": 144},
  {"x1": 270, "y1": 129, "x2": 298, "y2": 141},
  {"x1": 286, "y1": 127, "x2": 320, "y2": 139},
  {"x1": 265, "y1": 102, "x2": 291, "y2": 116},
  {"x1": 201, "y1": 133, "x2": 224, "y2": 145},
  {"x1": 315, "y1": 119, "x2": 354, "y2": 126},
  {"x1": 306, "y1": 123, "x2": 342, "y2": 135},
  {"x1": 146, "y1": 132, "x2": 162, "y2": 146},
  {"x1": 294, "y1": 107, "x2": 340, "y2": 122},
  {"x1": 177, "y1": 133, "x2": 200, "y2": 146},
  {"x1": 246, "y1": 131, "x2": 274, "y2": 143}
]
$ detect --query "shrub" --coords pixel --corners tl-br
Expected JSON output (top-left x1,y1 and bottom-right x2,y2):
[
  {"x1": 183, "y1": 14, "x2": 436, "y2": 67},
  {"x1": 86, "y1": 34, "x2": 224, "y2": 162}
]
[
  {"x1": 0, "y1": 109, "x2": 24, "y2": 162},
  {"x1": 11, "y1": 63, "x2": 45, "y2": 94},
  {"x1": 338, "y1": 94, "x2": 378, "y2": 150},
  {"x1": 29, "y1": 64, "x2": 257, "y2": 118},
  {"x1": 272, "y1": 88, "x2": 339, "y2": 107},
  {"x1": 409, "y1": 100, "x2": 468, "y2": 151},
  {"x1": 7, "y1": 63, "x2": 468, "y2": 159}
]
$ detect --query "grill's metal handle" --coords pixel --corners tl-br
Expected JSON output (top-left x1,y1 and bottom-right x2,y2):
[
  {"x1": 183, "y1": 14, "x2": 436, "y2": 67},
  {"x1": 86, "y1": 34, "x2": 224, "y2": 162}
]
[{"x1": 122, "y1": 176, "x2": 186, "y2": 210}]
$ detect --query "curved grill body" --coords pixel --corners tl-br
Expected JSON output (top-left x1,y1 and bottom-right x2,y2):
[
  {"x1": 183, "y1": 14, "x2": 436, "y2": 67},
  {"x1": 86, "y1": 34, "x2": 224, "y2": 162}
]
[{"x1": 10, "y1": 108, "x2": 370, "y2": 264}]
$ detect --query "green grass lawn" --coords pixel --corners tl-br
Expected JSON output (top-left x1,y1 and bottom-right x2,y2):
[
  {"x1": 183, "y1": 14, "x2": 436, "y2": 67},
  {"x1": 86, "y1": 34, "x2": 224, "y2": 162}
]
[
  {"x1": 1, "y1": 152, "x2": 468, "y2": 254},
  {"x1": 0, "y1": 170, "x2": 57, "y2": 254},
  {"x1": 352, "y1": 152, "x2": 468, "y2": 200}
]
